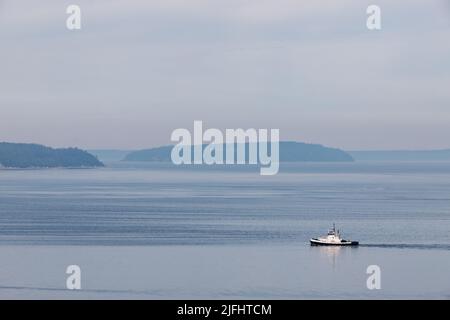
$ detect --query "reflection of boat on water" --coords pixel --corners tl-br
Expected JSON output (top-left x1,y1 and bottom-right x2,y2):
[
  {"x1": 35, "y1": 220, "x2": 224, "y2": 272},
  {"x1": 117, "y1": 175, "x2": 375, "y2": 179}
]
[
  {"x1": 316, "y1": 245, "x2": 342, "y2": 268},
  {"x1": 310, "y1": 224, "x2": 359, "y2": 246}
]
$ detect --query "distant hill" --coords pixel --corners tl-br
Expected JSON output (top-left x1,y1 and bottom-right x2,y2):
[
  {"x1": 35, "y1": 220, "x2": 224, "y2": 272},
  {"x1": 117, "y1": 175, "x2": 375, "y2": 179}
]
[
  {"x1": 349, "y1": 149, "x2": 450, "y2": 161},
  {"x1": 88, "y1": 149, "x2": 133, "y2": 162},
  {"x1": 123, "y1": 142, "x2": 354, "y2": 162},
  {"x1": 0, "y1": 142, "x2": 104, "y2": 168}
]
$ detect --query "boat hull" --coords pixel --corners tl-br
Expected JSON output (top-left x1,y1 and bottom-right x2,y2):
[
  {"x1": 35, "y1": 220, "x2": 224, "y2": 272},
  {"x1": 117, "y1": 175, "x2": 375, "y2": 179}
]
[{"x1": 310, "y1": 238, "x2": 359, "y2": 246}]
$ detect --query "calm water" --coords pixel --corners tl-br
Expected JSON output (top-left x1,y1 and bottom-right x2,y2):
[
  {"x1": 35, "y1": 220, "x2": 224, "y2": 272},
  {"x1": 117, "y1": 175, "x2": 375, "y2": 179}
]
[{"x1": 0, "y1": 162, "x2": 449, "y2": 299}]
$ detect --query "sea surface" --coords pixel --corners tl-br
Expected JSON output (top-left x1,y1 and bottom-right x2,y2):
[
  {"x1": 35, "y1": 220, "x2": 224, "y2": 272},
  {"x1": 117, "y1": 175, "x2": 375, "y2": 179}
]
[{"x1": 0, "y1": 161, "x2": 449, "y2": 299}]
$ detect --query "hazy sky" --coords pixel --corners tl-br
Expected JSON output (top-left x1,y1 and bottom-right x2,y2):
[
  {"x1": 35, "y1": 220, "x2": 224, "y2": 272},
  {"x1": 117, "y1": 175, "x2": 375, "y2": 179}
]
[{"x1": 1, "y1": 0, "x2": 449, "y2": 150}]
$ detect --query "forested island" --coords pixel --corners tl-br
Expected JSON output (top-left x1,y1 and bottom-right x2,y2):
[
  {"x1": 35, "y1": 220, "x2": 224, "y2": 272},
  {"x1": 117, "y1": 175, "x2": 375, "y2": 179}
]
[
  {"x1": 0, "y1": 142, "x2": 104, "y2": 168},
  {"x1": 123, "y1": 141, "x2": 354, "y2": 162}
]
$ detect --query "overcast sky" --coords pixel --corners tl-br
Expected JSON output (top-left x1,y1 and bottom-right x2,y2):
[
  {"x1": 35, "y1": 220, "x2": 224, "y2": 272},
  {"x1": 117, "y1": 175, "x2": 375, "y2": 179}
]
[{"x1": 1, "y1": 0, "x2": 449, "y2": 150}]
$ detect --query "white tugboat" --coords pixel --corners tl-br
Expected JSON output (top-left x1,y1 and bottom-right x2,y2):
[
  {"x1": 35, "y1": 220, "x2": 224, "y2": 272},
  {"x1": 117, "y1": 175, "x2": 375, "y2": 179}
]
[{"x1": 310, "y1": 224, "x2": 359, "y2": 246}]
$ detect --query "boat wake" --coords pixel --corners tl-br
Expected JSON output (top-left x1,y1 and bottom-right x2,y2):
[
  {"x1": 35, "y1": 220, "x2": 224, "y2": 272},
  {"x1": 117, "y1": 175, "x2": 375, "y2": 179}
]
[{"x1": 359, "y1": 244, "x2": 450, "y2": 251}]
